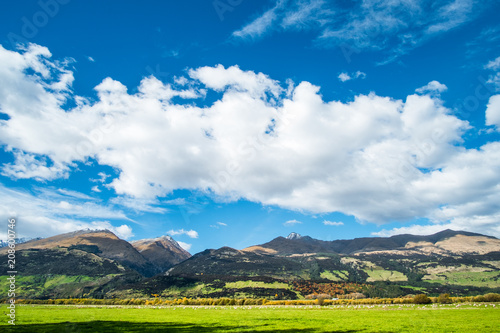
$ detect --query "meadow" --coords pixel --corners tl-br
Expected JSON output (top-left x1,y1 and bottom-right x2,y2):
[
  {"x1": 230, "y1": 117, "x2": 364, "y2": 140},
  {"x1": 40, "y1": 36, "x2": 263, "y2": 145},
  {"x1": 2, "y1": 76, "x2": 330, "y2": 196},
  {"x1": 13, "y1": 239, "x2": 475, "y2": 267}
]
[{"x1": 1, "y1": 303, "x2": 499, "y2": 332}]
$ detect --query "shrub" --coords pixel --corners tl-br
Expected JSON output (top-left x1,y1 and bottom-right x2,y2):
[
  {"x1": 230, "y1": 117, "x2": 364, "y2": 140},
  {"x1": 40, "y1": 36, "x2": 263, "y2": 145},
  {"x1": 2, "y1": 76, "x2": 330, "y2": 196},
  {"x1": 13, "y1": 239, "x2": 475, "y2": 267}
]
[
  {"x1": 413, "y1": 294, "x2": 432, "y2": 304},
  {"x1": 473, "y1": 295, "x2": 486, "y2": 302},
  {"x1": 316, "y1": 298, "x2": 325, "y2": 306},
  {"x1": 437, "y1": 294, "x2": 452, "y2": 304},
  {"x1": 484, "y1": 293, "x2": 500, "y2": 302}
]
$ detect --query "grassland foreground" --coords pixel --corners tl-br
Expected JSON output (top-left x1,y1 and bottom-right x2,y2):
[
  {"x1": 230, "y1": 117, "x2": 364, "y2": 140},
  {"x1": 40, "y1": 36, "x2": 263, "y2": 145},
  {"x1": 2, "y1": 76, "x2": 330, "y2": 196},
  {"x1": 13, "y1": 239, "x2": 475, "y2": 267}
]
[{"x1": 1, "y1": 303, "x2": 499, "y2": 332}]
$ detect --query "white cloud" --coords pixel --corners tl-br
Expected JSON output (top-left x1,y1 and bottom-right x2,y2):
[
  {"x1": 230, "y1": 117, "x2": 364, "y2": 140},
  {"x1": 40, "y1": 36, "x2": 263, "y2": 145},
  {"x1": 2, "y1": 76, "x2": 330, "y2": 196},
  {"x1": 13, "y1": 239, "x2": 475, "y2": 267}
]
[
  {"x1": 91, "y1": 185, "x2": 101, "y2": 192},
  {"x1": 425, "y1": 0, "x2": 475, "y2": 34},
  {"x1": 91, "y1": 172, "x2": 110, "y2": 183},
  {"x1": 372, "y1": 223, "x2": 455, "y2": 237},
  {"x1": 486, "y1": 95, "x2": 500, "y2": 130},
  {"x1": 177, "y1": 241, "x2": 192, "y2": 251},
  {"x1": 284, "y1": 219, "x2": 302, "y2": 226},
  {"x1": 168, "y1": 229, "x2": 199, "y2": 239},
  {"x1": 57, "y1": 188, "x2": 96, "y2": 201},
  {"x1": 57, "y1": 200, "x2": 75, "y2": 210},
  {"x1": 90, "y1": 221, "x2": 134, "y2": 240},
  {"x1": 338, "y1": 71, "x2": 366, "y2": 82},
  {"x1": 188, "y1": 64, "x2": 282, "y2": 99},
  {"x1": 210, "y1": 221, "x2": 228, "y2": 229},
  {"x1": 111, "y1": 196, "x2": 168, "y2": 214},
  {"x1": 1, "y1": 44, "x2": 500, "y2": 237},
  {"x1": 485, "y1": 56, "x2": 500, "y2": 71},
  {"x1": 232, "y1": 0, "x2": 486, "y2": 62},
  {"x1": 164, "y1": 198, "x2": 187, "y2": 206},
  {"x1": 323, "y1": 221, "x2": 344, "y2": 226},
  {"x1": 373, "y1": 214, "x2": 500, "y2": 238},
  {"x1": 487, "y1": 73, "x2": 500, "y2": 91},
  {"x1": 355, "y1": 71, "x2": 366, "y2": 79},
  {"x1": 2, "y1": 151, "x2": 70, "y2": 181},
  {"x1": 233, "y1": 0, "x2": 333, "y2": 40},
  {"x1": 0, "y1": 183, "x2": 133, "y2": 240},
  {"x1": 87, "y1": 56, "x2": 95, "y2": 62},
  {"x1": 415, "y1": 80, "x2": 448, "y2": 94},
  {"x1": 338, "y1": 72, "x2": 351, "y2": 82},
  {"x1": 485, "y1": 56, "x2": 500, "y2": 91},
  {"x1": 232, "y1": 3, "x2": 279, "y2": 39}
]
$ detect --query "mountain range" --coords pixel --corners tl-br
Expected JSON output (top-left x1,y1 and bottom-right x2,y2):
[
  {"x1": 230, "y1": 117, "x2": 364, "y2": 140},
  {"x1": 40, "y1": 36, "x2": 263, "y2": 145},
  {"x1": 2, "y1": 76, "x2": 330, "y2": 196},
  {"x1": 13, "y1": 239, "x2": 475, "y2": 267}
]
[{"x1": 1, "y1": 229, "x2": 499, "y2": 299}]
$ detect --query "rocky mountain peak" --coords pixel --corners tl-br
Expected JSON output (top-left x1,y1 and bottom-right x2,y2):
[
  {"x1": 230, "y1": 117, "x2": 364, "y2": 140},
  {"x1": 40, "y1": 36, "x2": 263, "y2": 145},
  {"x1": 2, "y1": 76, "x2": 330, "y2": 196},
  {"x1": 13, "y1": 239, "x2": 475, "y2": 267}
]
[
  {"x1": 131, "y1": 235, "x2": 191, "y2": 273},
  {"x1": 286, "y1": 232, "x2": 302, "y2": 240}
]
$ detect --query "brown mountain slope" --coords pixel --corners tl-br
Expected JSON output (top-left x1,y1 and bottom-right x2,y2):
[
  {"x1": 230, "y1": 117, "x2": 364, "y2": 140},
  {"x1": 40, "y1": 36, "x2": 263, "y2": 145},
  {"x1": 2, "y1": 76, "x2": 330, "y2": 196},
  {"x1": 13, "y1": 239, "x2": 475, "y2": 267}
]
[
  {"x1": 0, "y1": 229, "x2": 158, "y2": 276},
  {"x1": 132, "y1": 236, "x2": 191, "y2": 272}
]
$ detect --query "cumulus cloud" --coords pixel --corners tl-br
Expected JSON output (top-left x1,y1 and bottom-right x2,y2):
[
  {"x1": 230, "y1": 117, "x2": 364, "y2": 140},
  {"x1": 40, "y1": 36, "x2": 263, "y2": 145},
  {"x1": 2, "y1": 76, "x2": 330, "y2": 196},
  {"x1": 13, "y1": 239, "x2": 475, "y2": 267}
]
[
  {"x1": 1, "y1": 44, "x2": 500, "y2": 237},
  {"x1": 415, "y1": 80, "x2": 448, "y2": 94},
  {"x1": 284, "y1": 219, "x2": 302, "y2": 226},
  {"x1": 168, "y1": 229, "x2": 199, "y2": 239},
  {"x1": 486, "y1": 95, "x2": 500, "y2": 130},
  {"x1": 323, "y1": 221, "x2": 344, "y2": 226},
  {"x1": 188, "y1": 64, "x2": 282, "y2": 99},
  {"x1": 232, "y1": 0, "x2": 486, "y2": 62}
]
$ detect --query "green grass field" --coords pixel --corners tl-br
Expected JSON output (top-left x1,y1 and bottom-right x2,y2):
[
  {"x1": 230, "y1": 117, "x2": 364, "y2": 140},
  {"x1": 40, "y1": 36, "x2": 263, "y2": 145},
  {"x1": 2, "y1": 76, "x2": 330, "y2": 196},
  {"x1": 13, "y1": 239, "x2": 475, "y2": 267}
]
[
  {"x1": 423, "y1": 270, "x2": 500, "y2": 288},
  {"x1": 1, "y1": 304, "x2": 499, "y2": 332},
  {"x1": 365, "y1": 269, "x2": 408, "y2": 282}
]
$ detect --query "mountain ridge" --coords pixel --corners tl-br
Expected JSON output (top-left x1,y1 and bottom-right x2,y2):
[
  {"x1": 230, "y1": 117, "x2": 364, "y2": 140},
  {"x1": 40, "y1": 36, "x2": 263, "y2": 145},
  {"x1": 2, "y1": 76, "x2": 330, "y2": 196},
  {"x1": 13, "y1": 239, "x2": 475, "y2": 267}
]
[
  {"x1": 244, "y1": 229, "x2": 498, "y2": 256},
  {"x1": 0, "y1": 229, "x2": 191, "y2": 277}
]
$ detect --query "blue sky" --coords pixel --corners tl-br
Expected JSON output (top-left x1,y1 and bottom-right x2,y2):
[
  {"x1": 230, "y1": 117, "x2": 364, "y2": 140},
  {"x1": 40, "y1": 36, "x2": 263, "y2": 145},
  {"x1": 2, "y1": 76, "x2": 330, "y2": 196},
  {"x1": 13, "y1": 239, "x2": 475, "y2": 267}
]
[{"x1": 1, "y1": 0, "x2": 500, "y2": 254}]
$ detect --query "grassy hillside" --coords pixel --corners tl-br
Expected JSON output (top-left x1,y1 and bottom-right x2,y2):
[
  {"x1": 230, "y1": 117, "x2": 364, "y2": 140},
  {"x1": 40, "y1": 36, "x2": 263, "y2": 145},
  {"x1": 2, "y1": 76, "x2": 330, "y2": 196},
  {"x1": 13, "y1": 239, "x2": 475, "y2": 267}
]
[{"x1": 4, "y1": 248, "x2": 127, "y2": 276}]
